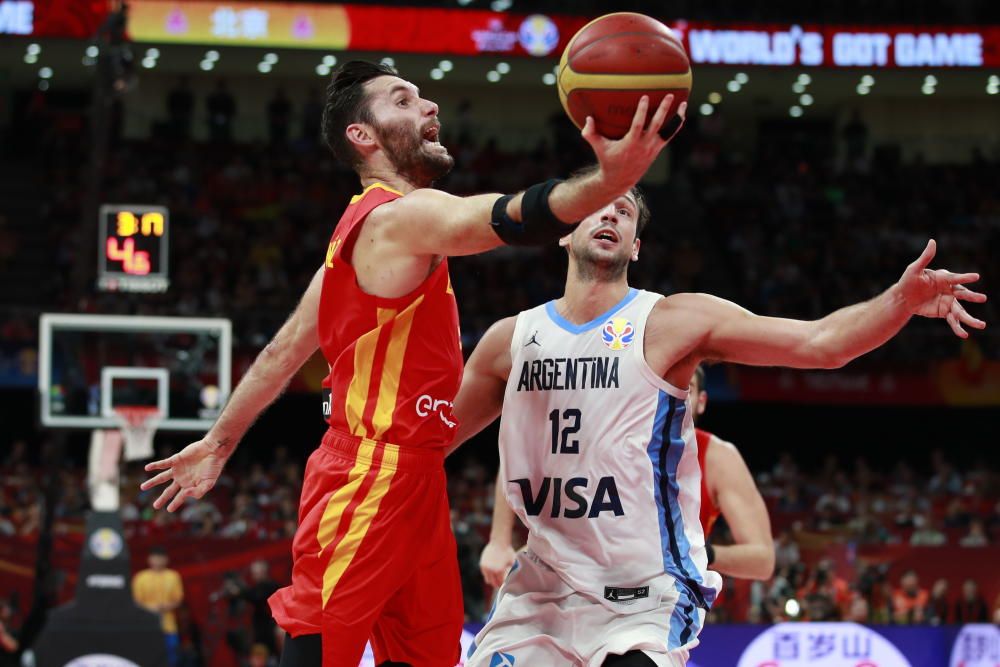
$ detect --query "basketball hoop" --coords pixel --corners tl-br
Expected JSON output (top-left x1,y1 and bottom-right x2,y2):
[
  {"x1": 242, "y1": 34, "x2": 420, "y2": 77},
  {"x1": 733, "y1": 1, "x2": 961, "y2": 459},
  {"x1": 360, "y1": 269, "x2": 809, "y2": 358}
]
[{"x1": 113, "y1": 405, "x2": 162, "y2": 461}]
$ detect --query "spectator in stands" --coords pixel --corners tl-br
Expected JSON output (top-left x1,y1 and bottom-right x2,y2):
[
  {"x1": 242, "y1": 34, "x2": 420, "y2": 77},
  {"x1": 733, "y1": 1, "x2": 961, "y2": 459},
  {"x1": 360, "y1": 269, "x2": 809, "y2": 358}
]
[
  {"x1": 842, "y1": 110, "x2": 869, "y2": 170},
  {"x1": 910, "y1": 513, "x2": 947, "y2": 546},
  {"x1": 248, "y1": 643, "x2": 274, "y2": 667},
  {"x1": 845, "y1": 596, "x2": 870, "y2": 623},
  {"x1": 892, "y1": 569, "x2": 928, "y2": 624},
  {"x1": 238, "y1": 560, "x2": 280, "y2": 655},
  {"x1": 928, "y1": 450, "x2": 963, "y2": 495},
  {"x1": 923, "y1": 579, "x2": 951, "y2": 625},
  {"x1": 959, "y1": 518, "x2": 990, "y2": 547},
  {"x1": 0, "y1": 598, "x2": 18, "y2": 667},
  {"x1": 206, "y1": 79, "x2": 236, "y2": 143},
  {"x1": 132, "y1": 547, "x2": 185, "y2": 667},
  {"x1": 773, "y1": 529, "x2": 800, "y2": 570},
  {"x1": 300, "y1": 88, "x2": 323, "y2": 145},
  {"x1": 954, "y1": 579, "x2": 989, "y2": 623},
  {"x1": 166, "y1": 76, "x2": 195, "y2": 141},
  {"x1": 267, "y1": 88, "x2": 292, "y2": 145}
]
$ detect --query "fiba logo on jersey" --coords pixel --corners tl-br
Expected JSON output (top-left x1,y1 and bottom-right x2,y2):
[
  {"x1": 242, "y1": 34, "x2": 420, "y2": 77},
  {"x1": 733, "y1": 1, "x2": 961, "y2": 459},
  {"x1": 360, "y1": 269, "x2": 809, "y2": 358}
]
[
  {"x1": 601, "y1": 317, "x2": 635, "y2": 351},
  {"x1": 89, "y1": 528, "x2": 123, "y2": 560},
  {"x1": 518, "y1": 15, "x2": 559, "y2": 56}
]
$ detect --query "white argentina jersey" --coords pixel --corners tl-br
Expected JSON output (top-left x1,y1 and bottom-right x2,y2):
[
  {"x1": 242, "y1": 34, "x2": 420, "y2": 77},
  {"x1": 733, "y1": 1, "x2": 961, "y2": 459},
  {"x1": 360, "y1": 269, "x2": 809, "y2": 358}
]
[{"x1": 498, "y1": 288, "x2": 722, "y2": 647}]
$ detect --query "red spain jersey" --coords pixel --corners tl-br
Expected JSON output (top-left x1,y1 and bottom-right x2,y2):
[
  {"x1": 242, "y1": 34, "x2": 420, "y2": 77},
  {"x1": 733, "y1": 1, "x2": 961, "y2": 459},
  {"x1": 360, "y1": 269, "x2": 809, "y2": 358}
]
[
  {"x1": 318, "y1": 182, "x2": 463, "y2": 449},
  {"x1": 696, "y1": 428, "x2": 721, "y2": 537}
]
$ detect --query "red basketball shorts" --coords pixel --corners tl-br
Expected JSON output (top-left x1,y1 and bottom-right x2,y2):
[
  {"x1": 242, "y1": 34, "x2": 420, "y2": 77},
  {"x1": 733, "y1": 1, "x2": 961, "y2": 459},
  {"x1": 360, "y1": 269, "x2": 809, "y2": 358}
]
[{"x1": 269, "y1": 429, "x2": 464, "y2": 666}]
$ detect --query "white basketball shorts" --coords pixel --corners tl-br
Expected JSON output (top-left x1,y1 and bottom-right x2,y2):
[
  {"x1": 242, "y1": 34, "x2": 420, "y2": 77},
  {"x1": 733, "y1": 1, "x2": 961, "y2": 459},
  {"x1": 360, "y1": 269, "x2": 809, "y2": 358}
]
[{"x1": 465, "y1": 549, "x2": 699, "y2": 667}]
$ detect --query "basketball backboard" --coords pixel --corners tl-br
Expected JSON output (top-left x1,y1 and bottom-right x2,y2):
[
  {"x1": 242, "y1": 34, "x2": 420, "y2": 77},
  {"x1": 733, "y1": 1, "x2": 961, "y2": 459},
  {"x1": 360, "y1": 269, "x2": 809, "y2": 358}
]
[{"x1": 39, "y1": 314, "x2": 231, "y2": 431}]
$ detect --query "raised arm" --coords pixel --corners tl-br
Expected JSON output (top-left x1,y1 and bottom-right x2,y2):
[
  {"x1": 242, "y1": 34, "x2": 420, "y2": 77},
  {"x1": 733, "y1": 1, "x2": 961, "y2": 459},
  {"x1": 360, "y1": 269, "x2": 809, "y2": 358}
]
[
  {"x1": 369, "y1": 95, "x2": 684, "y2": 258},
  {"x1": 479, "y1": 473, "x2": 518, "y2": 589},
  {"x1": 705, "y1": 437, "x2": 774, "y2": 580},
  {"x1": 663, "y1": 240, "x2": 985, "y2": 373},
  {"x1": 142, "y1": 266, "x2": 325, "y2": 511},
  {"x1": 446, "y1": 316, "x2": 515, "y2": 457}
]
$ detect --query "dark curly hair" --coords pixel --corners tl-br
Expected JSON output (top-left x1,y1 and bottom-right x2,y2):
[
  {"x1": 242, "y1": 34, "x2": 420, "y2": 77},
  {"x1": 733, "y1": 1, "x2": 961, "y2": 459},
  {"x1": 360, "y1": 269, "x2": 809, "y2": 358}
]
[{"x1": 321, "y1": 60, "x2": 397, "y2": 168}]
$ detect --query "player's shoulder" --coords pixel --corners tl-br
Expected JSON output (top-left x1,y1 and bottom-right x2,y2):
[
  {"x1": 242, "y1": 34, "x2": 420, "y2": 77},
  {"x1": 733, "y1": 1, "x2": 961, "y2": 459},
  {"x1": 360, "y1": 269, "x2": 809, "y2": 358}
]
[
  {"x1": 480, "y1": 315, "x2": 518, "y2": 348},
  {"x1": 654, "y1": 291, "x2": 725, "y2": 316},
  {"x1": 367, "y1": 186, "x2": 448, "y2": 217},
  {"x1": 705, "y1": 434, "x2": 748, "y2": 476}
]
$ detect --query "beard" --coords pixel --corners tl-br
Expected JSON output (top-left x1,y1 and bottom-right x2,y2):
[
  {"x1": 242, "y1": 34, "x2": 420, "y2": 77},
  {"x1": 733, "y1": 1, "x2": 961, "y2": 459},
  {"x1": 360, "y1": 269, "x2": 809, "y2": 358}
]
[
  {"x1": 374, "y1": 118, "x2": 454, "y2": 187},
  {"x1": 570, "y1": 237, "x2": 631, "y2": 283}
]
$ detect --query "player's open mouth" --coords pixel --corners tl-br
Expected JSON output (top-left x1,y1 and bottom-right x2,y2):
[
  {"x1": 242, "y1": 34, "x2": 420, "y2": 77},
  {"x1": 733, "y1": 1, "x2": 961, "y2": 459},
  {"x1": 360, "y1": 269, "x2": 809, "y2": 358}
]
[
  {"x1": 592, "y1": 228, "x2": 619, "y2": 245},
  {"x1": 422, "y1": 123, "x2": 441, "y2": 146}
]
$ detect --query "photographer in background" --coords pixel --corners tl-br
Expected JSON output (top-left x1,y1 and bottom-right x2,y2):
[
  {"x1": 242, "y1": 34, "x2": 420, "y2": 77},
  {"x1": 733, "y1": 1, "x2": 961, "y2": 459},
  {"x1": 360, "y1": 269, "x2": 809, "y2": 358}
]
[
  {"x1": 218, "y1": 561, "x2": 280, "y2": 661},
  {"x1": 0, "y1": 597, "x2": 19, "y2": 667}
]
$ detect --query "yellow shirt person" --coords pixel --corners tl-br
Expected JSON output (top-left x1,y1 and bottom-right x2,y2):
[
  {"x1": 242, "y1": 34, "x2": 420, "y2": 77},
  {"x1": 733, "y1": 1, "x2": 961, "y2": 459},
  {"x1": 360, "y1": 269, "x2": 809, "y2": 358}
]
[{"x1": 132, "y1": 548, "x2": 184, "y2": 635}]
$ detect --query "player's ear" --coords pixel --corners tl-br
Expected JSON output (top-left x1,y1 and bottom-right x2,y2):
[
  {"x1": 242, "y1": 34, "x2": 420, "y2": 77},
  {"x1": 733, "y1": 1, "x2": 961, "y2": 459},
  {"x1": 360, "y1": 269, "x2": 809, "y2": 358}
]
[
  {"x1": 631, "y1": 238, "x2": 641, "y2": 262},
  {"x1": 345, "y1": 123, "x2": 377, "y2": 152},
  {"x1": 558, "y1": 232, "x2": 572, "y2": 248},
  {"x1": 697, "y1": 389, "x2": 707, "y2": 416}
]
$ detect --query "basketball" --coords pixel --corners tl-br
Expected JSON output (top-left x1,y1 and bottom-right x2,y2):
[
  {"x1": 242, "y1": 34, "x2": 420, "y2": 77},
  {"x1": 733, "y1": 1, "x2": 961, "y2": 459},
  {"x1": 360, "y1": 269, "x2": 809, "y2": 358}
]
[{"x1": 557, "y1": 12, "x2": 692, "y2": 139}]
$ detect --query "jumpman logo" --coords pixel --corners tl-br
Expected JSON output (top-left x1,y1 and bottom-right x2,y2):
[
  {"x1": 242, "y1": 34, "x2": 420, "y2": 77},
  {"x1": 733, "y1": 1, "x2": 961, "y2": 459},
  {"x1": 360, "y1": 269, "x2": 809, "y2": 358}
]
[{"x1": 525, "y1": 331, "x2": 541, "y2": 348}]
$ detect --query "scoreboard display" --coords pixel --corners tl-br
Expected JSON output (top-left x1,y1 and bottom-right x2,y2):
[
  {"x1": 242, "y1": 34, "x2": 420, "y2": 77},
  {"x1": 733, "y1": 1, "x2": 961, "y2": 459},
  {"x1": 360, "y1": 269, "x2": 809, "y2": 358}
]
[{"x1": 97, "y1": 204, "x2": 170, "y2": 293}]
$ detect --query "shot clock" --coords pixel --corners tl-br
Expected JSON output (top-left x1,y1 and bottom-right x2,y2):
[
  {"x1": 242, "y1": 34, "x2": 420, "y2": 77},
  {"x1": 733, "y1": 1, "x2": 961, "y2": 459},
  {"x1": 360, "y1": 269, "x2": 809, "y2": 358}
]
[{"x1": 97, "y1": 204, "x2": 170, "y2": 293}]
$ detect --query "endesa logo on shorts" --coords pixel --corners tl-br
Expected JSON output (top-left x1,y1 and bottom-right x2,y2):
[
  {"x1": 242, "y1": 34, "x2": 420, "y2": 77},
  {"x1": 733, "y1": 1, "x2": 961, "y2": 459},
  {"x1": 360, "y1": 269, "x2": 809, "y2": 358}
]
[{"x1": 415, "y1": 394, "x2": 457, "y2": 428}]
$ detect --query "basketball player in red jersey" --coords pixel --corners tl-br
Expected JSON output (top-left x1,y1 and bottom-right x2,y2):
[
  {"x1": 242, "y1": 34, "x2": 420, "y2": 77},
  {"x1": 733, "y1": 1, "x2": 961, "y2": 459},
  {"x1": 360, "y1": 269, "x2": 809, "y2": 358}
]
[
  {"x1": 688, "y1": 365, "x2": 773, "y2": 580},
  {"x1": 478, "y1": 364, "x2": 775, "y2": 587},
  {"x1": 141, "y1": 60, "x2": 687, "y2": 667}
]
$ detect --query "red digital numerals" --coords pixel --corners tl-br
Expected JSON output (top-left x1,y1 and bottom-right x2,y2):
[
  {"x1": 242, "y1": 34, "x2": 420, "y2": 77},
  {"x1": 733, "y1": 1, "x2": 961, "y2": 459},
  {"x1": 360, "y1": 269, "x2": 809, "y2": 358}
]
[{"x1": 106, "y1": 237, "x2": 151, "y2": 275}]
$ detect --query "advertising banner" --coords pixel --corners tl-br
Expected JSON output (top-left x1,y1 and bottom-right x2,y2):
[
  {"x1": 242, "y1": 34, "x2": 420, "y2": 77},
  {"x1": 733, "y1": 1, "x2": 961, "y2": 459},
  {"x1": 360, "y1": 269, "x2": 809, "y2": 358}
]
[
  {"x1": 127, "y1": 1, "x2": 586, "y2": 57},
  {"x1": 669, "y1": 21, "x2": 1000, "y2": 68},
  {"x1": 0, "y1": 0, "x2": 108, "y2": 38},
  {"x1": 126, "y1": 2, "x2": 1000, "y2": 68}
]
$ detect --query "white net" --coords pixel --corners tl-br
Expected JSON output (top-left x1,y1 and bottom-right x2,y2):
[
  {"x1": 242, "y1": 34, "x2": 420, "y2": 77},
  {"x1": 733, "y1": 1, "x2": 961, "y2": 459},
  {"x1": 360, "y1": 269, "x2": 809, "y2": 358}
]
[{"x1": 113, "y1": 406, "x2": 162, "y2": 461}]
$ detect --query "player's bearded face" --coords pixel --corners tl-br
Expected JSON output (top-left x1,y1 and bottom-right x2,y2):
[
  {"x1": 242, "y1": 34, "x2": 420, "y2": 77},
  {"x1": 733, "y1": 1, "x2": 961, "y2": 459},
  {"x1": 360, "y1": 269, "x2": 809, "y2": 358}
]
[
  {"x1": 567, "y1": 206, "x2": 638, "y2": 282},
  {"x1": 374, "y1": 117, "x2": 454, "y2": 186}
]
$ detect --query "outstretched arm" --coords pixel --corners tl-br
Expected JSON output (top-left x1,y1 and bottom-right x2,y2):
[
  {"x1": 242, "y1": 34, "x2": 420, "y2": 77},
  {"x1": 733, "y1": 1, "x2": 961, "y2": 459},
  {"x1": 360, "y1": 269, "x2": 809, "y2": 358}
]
[
  {"x1": 706, "y1": 437, "x2": 774, "y2": 580},
  {"x1": 446, "y1": 317, "x2": 515, "y2": 456},
  {"x1": 142, "y1": 267, "x2": 324, "y2": 511},
  {"x1": 667, "y1": 240, "x2": 986, "y2": 372},
  {"x1": 371, "y1": 95, "x2": 686, "y2": 258},
  {"x1": 479, "y1": 474, "x2": 518, "y2": 589}
]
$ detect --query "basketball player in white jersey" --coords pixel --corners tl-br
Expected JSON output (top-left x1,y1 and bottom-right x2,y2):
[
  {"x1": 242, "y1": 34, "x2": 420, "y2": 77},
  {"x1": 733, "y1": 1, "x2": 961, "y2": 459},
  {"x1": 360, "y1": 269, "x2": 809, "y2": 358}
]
[
  {"x1": 449, "y1": 184, "x2": 986, "y2": 667},
  {"x1": 479, "y1": 363, "x2": 775, "y2": 591}
]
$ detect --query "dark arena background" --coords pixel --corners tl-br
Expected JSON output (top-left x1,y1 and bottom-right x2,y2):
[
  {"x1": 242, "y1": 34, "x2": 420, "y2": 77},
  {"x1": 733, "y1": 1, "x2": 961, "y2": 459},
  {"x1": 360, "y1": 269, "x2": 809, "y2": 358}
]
[{"x1": 1, "y1": 0, "x2": 999, "y2": 665}]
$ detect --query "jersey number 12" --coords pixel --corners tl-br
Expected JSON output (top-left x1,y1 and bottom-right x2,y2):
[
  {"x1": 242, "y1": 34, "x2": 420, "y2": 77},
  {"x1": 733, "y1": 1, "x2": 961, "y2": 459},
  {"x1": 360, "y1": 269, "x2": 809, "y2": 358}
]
[{"x1": 549, "y1": 408, "x2": 581, "y2": 454}]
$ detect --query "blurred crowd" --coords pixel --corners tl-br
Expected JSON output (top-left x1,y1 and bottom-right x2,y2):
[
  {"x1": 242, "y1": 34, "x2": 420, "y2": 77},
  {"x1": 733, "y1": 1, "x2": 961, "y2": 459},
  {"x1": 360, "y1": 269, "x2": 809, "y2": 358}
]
[
  {"x1": 5, "y1": 79, "x2": 998, "y2": 366},
  {"x1": 3, "y1": 439, "x2": 997, "y2": 634}
]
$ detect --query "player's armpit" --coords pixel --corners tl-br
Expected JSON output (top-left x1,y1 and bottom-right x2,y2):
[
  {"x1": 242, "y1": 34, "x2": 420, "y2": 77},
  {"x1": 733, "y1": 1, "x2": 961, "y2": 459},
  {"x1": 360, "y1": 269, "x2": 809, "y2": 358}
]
[
  {"x1": 447, "y1": 317, "x2": 516, "y2": 456},
  {"x1": 370, "y1": 189, "x2": 507, "y2": 258},
  {"x1": 708, "y1": 438, "x2": 775, "y2": 580}
]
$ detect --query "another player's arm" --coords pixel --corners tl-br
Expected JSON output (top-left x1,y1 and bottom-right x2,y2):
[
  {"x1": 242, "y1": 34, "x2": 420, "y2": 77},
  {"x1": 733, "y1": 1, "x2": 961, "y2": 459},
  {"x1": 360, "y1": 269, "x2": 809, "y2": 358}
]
[
  {"x1": 446, "y1": 317, "x2": 515, "y2": 456},
  {"x1": 705, "y1": 437, "x2": 774, "y2": 580},
  {"x1": 479, "y1": 474, "x2": 518, "y2": 589},
  {"x1": 371, "y1": 95, "x2": 683, "y2": 258},
  {"x1": 665, "y1": 240, "x2": 985, "y2": 373},
  {"x1": 142, "y1": 267, "x2": 325, "y2": 511}
]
